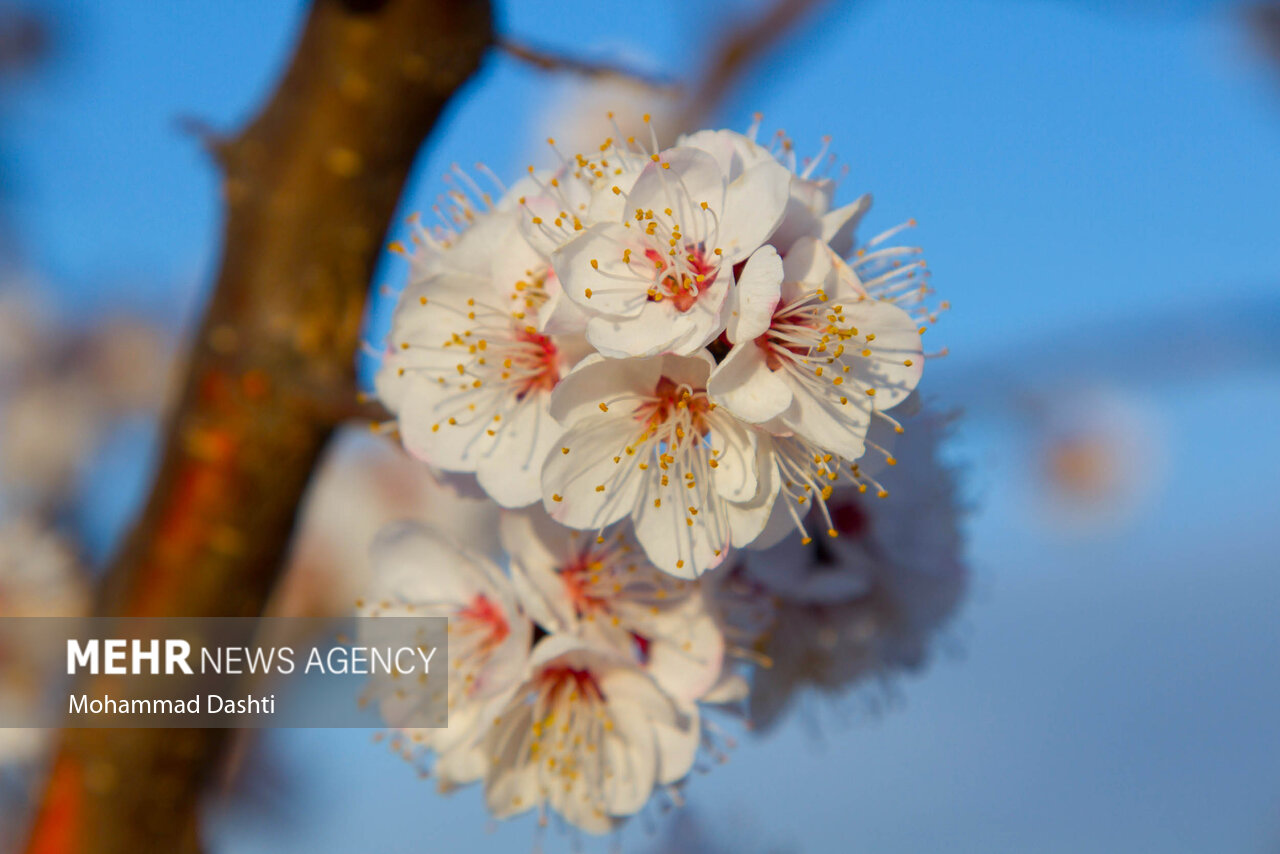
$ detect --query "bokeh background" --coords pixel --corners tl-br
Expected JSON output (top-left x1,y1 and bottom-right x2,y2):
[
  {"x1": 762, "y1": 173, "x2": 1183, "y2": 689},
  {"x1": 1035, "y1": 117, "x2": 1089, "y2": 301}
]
[{"x1": 2, "y1": 0, "x2": 1279, "y2": 852}]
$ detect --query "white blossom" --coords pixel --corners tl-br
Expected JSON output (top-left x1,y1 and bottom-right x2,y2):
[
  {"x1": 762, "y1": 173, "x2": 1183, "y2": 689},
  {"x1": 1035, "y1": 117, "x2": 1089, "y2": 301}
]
[
  {"x1": 679, "y1": 124, "x2": 870, "y2": 256},
  {"x1": 709, "y1": 235, "x2": 923, "y2": 460},
  {"x1": 377, "y1": 189, "x2": 590, "y2": 509},
  {"x1": 543, "y1": 352, "x2": 777, "y2": 578},
  {"x1": 551, "y1": 146, "x2": 790, "y2": 358},
  {"x1": 483, "y1": 634, "x2": 699, "y2": 834},
  {"x1": 741, "y1": 415, "x2": 967, "y2": 728},
  {"x1": 279, "y1": 428, "x2": 500, "y2": 619},
  {"x1": 0, "y1": 517, "x2": 88, "y2": 766},
  {"x1": 359, "y1": 522, "x2": 532, "y2": 788},
  {"x1": 501, "y1": 507, "x2": 725, "y2": 701}
]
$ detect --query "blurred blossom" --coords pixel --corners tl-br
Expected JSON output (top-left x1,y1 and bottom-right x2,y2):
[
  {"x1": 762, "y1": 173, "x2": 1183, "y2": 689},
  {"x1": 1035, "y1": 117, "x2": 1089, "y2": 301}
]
[
  {"x1": 0, "y1": 372, "x2": 100, "y2": 506},
  {"x1": 1028, "y1": 384, "x2": 1167, "y2": 535},
  {"x1": 274, "y1": 428, "x2": 501, "y2": 620},
  {"x1": 81, "y1": 318, "x2": 174, "y2": 413},
  {"x1": 0, "y1": 514, "x2": 89, "y2": 766},
  {"x1": 0, "y1": 514, "x2": 86, "y2": 617},
  {"x1": 724, "y1": 412, "x2": 967, "y2": 731},
  {"x1": 534, "y1": 71, "x2": 683, "y2": 155},
  {"x1": 0, "y1": 284, "x2": 52, "y2": 391},
  {"x1": 0, "y1": 286, "x2": 174, "y2": 514}
]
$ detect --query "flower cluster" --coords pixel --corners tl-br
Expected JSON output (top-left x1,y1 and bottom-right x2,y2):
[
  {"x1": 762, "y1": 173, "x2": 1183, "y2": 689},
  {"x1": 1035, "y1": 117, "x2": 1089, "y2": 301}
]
[
  {"x1": 356, "y1": 410, "x2": 964, "y2": 835},
  {"x1": 364, "y1": 118, "x2": 960, "y2": 837},
  {"x1": 376, "y1": 119, "x2": 940, "y2": 580}
]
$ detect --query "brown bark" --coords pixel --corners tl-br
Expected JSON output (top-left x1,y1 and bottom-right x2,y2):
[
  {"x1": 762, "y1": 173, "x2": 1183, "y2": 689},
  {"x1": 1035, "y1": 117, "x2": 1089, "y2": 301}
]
[{"x1": 22, "y1": 1, "x2": 491, "y2": 851}]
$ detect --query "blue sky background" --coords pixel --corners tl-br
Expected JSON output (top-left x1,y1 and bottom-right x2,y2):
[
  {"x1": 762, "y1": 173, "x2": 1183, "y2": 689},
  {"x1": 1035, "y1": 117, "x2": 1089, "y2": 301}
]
[{"x1": 4, "y1": 0, "x2": 1280, "y2": 852}]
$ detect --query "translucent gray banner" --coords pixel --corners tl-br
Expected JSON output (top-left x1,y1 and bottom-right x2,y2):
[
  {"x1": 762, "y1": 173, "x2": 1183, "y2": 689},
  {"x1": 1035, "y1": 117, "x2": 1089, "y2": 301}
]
[{"x1": 0, "y1": 617, "x2": 447, "y2": 728}]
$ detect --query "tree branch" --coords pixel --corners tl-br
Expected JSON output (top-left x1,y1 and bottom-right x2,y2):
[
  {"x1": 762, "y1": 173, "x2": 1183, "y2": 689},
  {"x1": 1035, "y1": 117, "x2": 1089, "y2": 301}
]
[
  {"x1": 497, "y1": 36, "x2": 678, "y2": 92},
  {"x1": 22, "y1": 1, "x2": 491, "y2": 852}
]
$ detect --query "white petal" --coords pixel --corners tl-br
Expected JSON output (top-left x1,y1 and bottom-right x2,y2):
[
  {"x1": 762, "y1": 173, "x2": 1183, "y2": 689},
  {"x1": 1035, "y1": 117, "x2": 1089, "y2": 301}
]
[
  {"x1": 367, "y1": 520, "x2": 487, "y2": 606},
  {"x1": 598, "y1": 664, "x2": 681, "y2": 729},
  {"x1": 633, "y1": 480, "x2": 731, "y2": 578},
  {"x1": 656, "y1": 351, "x2": 715, "y2": 387},
  {"x1": 435, "y1": 210, "x2": 516, "y2": 278},
  {"x1": 709, "y1": 415, "x2": 759, "y2": 503},
  {"x1": 746, "y1": 484, "x2": 801, "y2": 550},
  {"x1": 484, "y1": 707, "x2": 541, "y2": 818},
  {"x1": 779, "y1": 374, "x2": 873, "y2": 462},
  {"x1": 474, "y1": 392, "x2": 560, "y2": 508},
  {"x1": 548, "y1": 353, "x2": 663, "y2": 427},
  {"x1": 839, "y1": 299, "x2": 924, "y2": 410},
  {"x1": 626, "y1": 147, "x2": 727, "y2": 226},
  {"x1": 387, "y1": 280, "x2": 481, "y2": 356},
  {"x1": 718, "y1": 159, "x2": 792, "y2": 264},
  {"x1": 585, "y1": 280, "x2": 727, "y2": 358},
  {"x1": 535, "y1": 280, "x2": 590, "y2": 336},
  {"x1": 542, "y1": 418, "x2": 644, "y2": 531},
  {"x1": 726, "y1": 439, "x2": 781, "y2": 548},
  {"x1": 552, "y1": 222, "x2": 651, "y2": 318},
  {"x1": 600, "y1": 703, "x2": 657, "y2": 817},
  {"x1": 652, "y1": 697, "x2": 700, "y2": 785},
  {"x1": 768, "y1": 177, "x2": 835, "y2": 253},
  {"x1": 373, "y1": 351, "x2": 409, "y2": 414},
  {"x1": 725, "y1": 244, "x2": 782, "y2": 342},
  {"x1": 642, "y1": 594, "x2": 725, "y2": 702},
  {"x1": 707, "y1": 342, "x2": 793, "y2": 425},
  {"x1": 500, "y1": 508, "x2": 575, "y2": 631},
  {"x1": 822, "y1": 192, "x2": 872, "y2": 258},
  {"x1": 587, "y1": 169, "x2": 642, "y2": 223},
  {"x1": 780, "y1": 234, "x2": 834, "y2": 289},
  {"x1": 679, "y1": 128, "x2": 772, "y2": 179},
  {"x1": 398, "y1": 376, "x2": 500, "y2": 473},
  {"x1": 700, "y1": 671, "x2": 750, "y2": 704}
]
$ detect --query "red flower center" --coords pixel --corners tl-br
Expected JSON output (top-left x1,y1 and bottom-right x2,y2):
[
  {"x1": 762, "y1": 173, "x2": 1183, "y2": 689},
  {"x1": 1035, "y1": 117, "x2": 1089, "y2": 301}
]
[
  {"x1": 514, "y1": 328, "x2": 560, "y2": 400},
  {"x1": 645, "y1": 246, "x2": 718, "y2": 313},
  {"x1": 457, "y1": 593, "x2": 510, "y2": 646},
  {"x1": 635, "y1": 377, "x2": 712, "y2": 446},
  {"x1": 560, "y1": 554, "x2": 609, "y2": 617},
  {"x1": 538, "y1": 665, "x2": 605, "y2": 703}
]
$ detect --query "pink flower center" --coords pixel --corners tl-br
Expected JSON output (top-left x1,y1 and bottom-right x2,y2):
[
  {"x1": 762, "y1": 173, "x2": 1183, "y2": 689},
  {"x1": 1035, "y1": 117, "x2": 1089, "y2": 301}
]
[
  {"x1": 560, "y1": 554, "x2": 609, "y2": 617},
  {"x1": 634, "y1": 376, "x2": 712, "y2": 446},
  {"x1": 645, "y1": 246, "x2": 718, "y2": 313},
  {"x1": 756, "y1": 308, "x2": 821, "y2": 371},
  {"x1": 513, "y1": 328, "x2": 560, "y2": 400},
  {"x1": 538, "y1": 665, "x2": 605, "y2": 703},
  {"x1": 457, "y1": 593, "x2": 510, "y2": 647}
]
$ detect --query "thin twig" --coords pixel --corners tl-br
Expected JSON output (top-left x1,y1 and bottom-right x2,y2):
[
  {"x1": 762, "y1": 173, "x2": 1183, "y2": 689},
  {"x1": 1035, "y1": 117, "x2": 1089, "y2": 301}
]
[
  {"x1": 676, "y1": 0, "x2": 839, "y2": 133},
  {"x1": 1248, "y1": 3, "x2": 1280, "y2": 68},
  {"x1": 498, "y1": 36, "x2": 679, "y2": 93}
]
